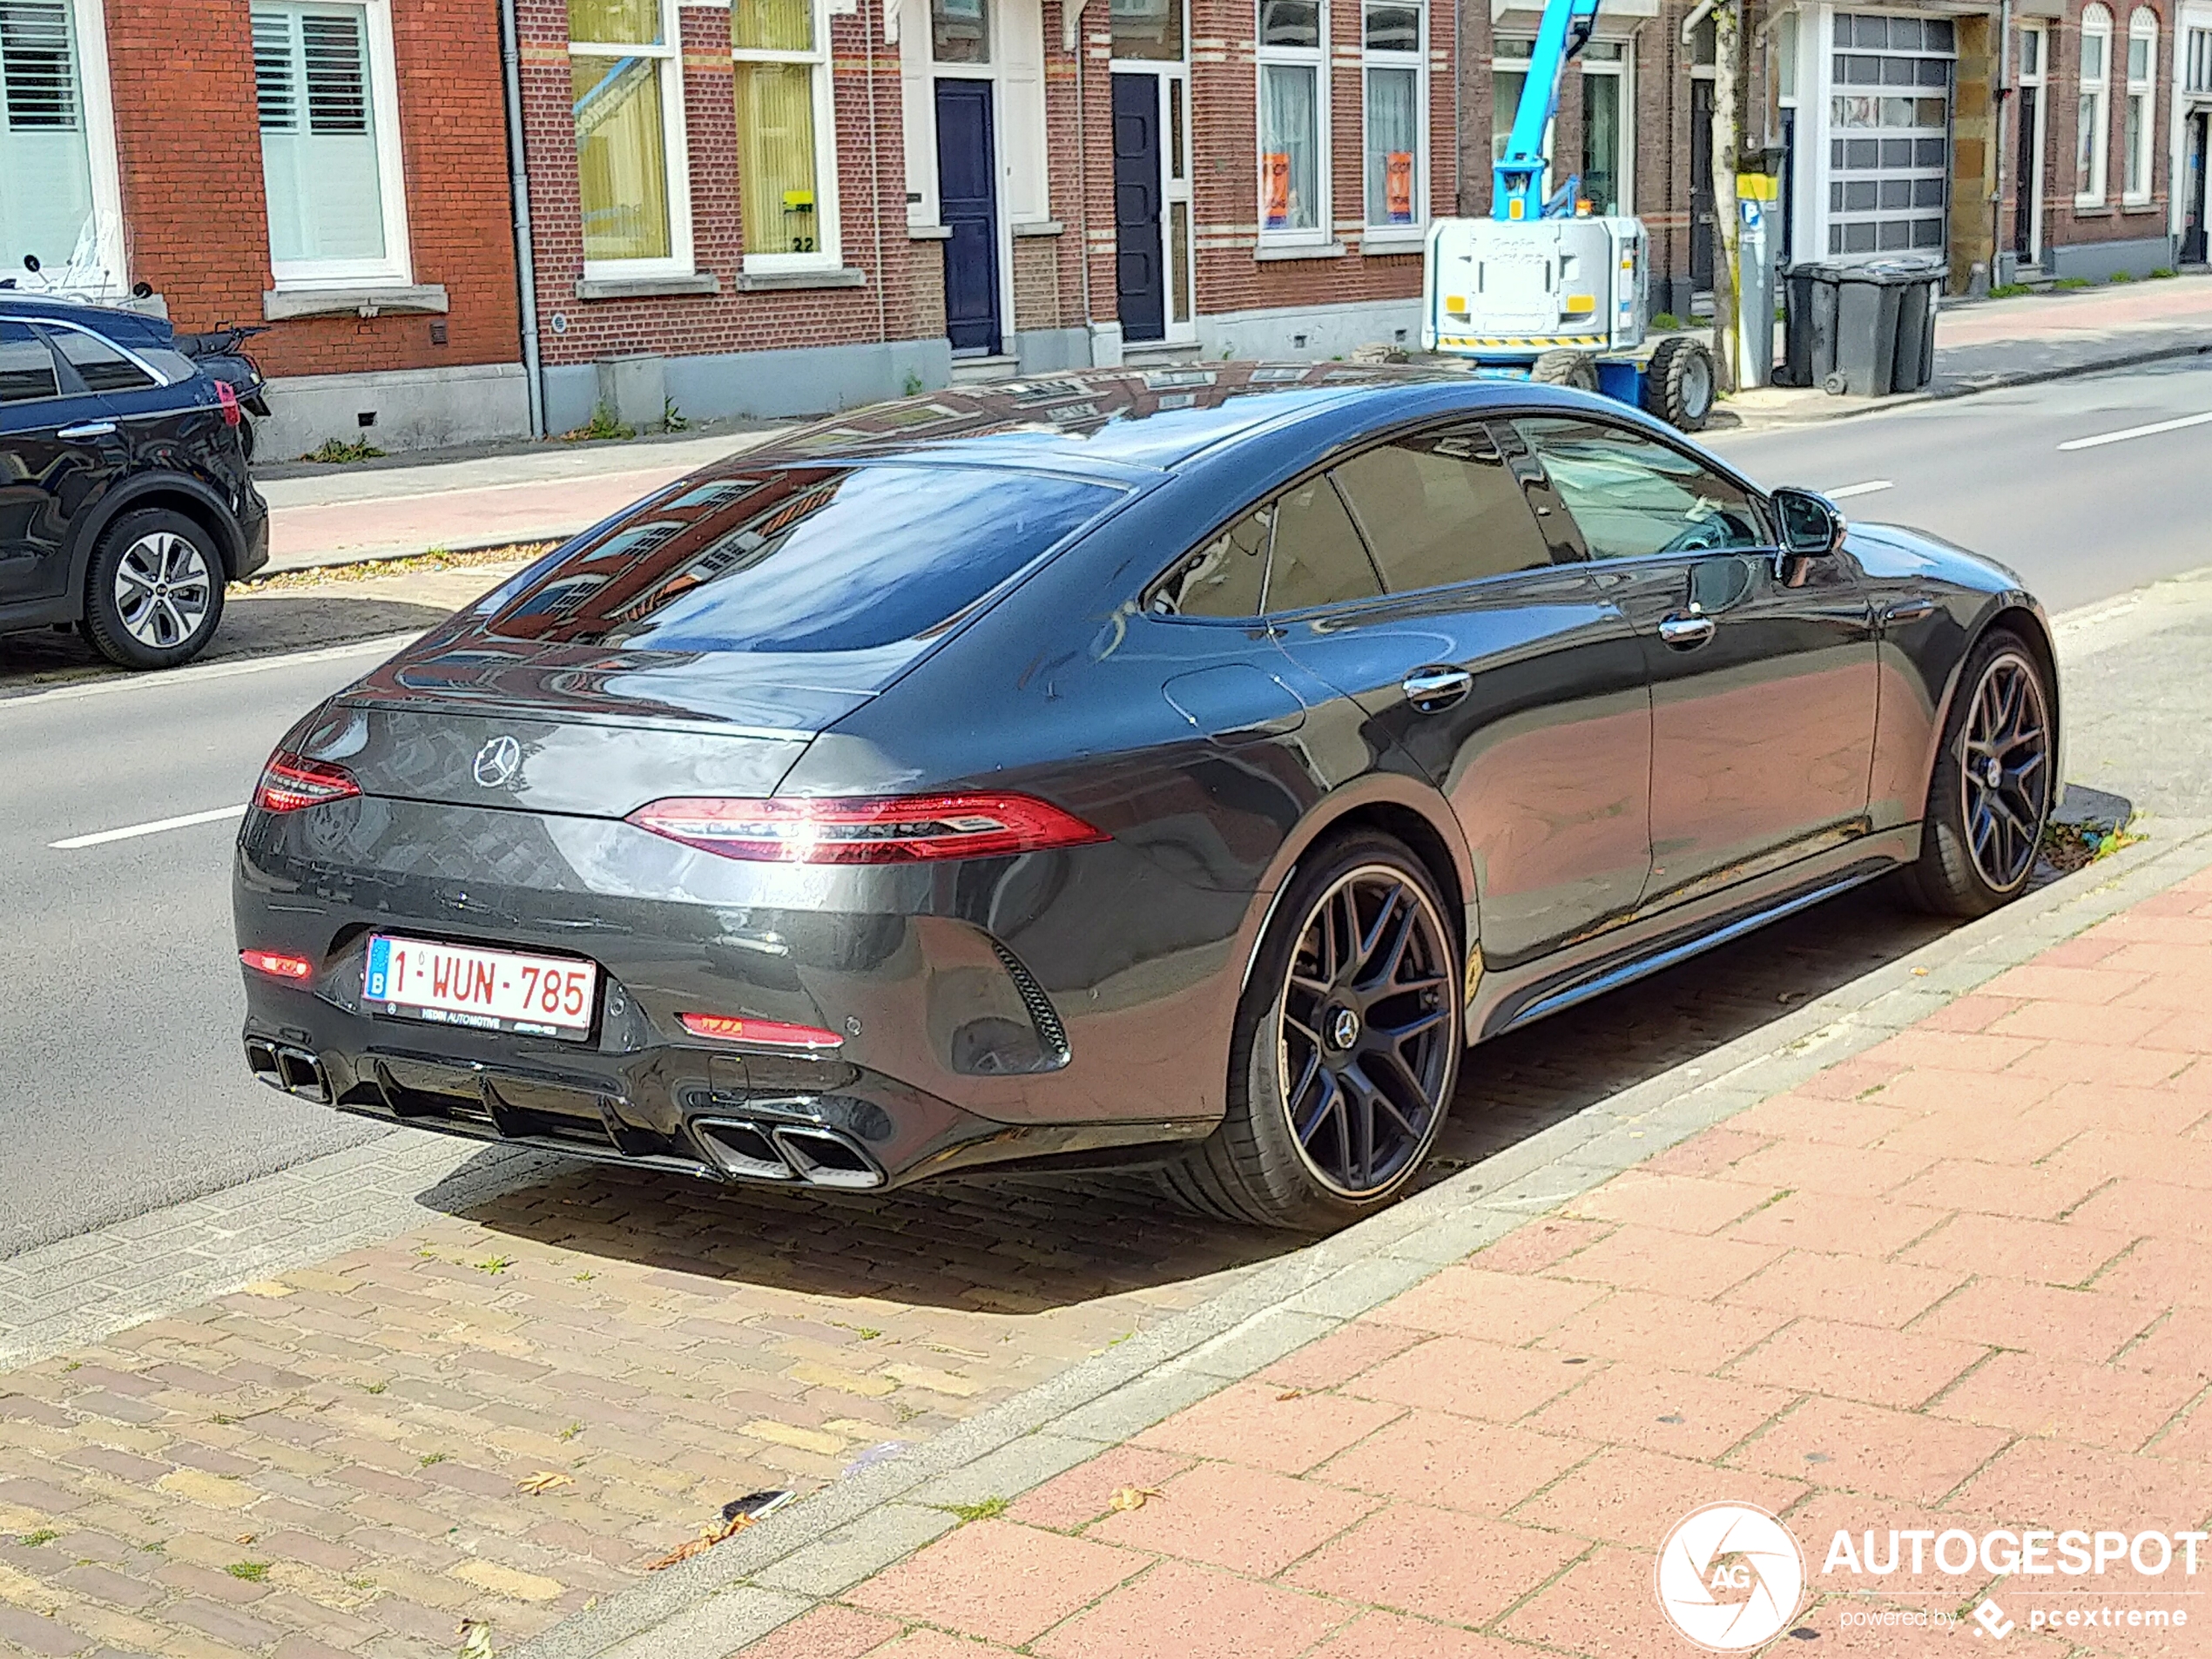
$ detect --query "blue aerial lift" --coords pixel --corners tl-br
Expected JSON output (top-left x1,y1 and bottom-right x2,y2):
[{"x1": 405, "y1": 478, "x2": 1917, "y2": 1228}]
[{"x1": 1420, "y1": 0, "x2": 1717, "y2": 429}]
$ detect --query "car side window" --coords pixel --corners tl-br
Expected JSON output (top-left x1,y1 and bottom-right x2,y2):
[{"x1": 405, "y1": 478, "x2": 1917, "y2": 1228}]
[
  {"x1": 1264, "y1": 475, "x2": 1384, "y2": 612},
  {"x1": 44, "y1": 327, "x2": 157, "y2": 394},
  {"x1": 1331, "y1": 422, "x2": 1555, "y2": 593},
  {"x1": 0, "y1": 322, "x2": 62, "y2": 405},
  {"x1": 1514, "y1": 416, "x2": 1770, "y2": 560},
  {"x1": 1148, "y1": 504, "x2": 1272, "y2": 618}
]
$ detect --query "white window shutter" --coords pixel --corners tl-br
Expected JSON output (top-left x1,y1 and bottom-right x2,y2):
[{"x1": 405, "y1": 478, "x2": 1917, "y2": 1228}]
[
  {"x1": 252, "y1": 9, "x2": 299, "y2": 132},
  {"x1": 0, "y1": 0, "x2": 81, "y2": 131}
]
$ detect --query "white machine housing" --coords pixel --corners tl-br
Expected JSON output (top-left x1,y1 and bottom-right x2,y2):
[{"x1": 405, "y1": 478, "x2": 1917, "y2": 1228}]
[{"x1": 1422, "y1": 215, "x2": 1649, "y2": 360}]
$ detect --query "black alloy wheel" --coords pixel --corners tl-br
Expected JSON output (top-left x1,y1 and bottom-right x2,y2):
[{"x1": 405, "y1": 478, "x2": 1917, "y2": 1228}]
[
  {"x1": 1164, "y1": 832, "x2": 1461, "y2": 1230},
  {"x1": 1959, "y1": 649, "x2": 2052, "y2": 893},
  {"x1": 1279, "y1": 866, "x2": 1456, "y2": 1197},
  {"x1": 1903, "y1": 629, "x2": 2056, "y2": 917}
]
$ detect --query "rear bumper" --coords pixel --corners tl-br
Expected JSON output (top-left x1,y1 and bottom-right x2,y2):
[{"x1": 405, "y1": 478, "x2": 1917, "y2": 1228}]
[{"x1": 234, "y1": 793, "x2": 1251, "y2": 1190}]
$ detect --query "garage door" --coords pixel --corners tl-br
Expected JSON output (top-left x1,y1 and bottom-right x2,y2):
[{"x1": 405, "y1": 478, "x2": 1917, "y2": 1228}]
[{"x1": 1827, "y1": 12, "x2": 1953, "y2": 258}]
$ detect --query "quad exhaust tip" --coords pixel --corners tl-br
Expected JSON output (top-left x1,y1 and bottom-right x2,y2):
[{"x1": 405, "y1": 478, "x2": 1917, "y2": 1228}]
[
  {"x1": 693, "y1": 1117, "x2": 885, "y2": 1190},
  {"x1": 246, "y1": 1039, "x2": 331, "y2": 1104}
]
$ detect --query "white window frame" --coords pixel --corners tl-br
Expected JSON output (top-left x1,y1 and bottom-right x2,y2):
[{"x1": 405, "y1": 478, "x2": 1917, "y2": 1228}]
[
  {"x1": 1359, "y1": 0, "x2": 1426, "y2": 245},
  {"x1": 732, "y1": 0, "x2": 841, "y2": 273},
  {"x1": 2078, "y1": 1, "x2": 2113, "y2": 205},
  {"x1": 257, "y1": 0, "x2": 414, "y2": 288},
  {"x1": 568, "y1": 0, "x2": 695, "y2": 280},
  {"x1": 2125, "y1": 4, "x2": 2158, "y2": 202},
  {"x1": 1577, "y1": 37, "x2": 1633, "y2": 217},
  {"x1": 1256, "y1": 0, "x2": 1331, "y2": 246},
  {"x1": 0, "y1": 0, "x2": 129, "y2": 293}
]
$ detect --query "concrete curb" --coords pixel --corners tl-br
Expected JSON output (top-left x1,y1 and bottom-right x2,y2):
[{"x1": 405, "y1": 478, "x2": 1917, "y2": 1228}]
[{"x1": 510, "y1": 816, "x2": 2212, "y2": 1659}]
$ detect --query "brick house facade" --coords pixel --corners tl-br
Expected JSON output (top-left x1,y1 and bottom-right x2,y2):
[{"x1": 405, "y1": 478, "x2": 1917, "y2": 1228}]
[
  {"x1": 1, "y1": 0, "x2": 528, "y2": 455},
  {"x1": 511, "y1": 0, "x2": 1460, "y2": 429}
]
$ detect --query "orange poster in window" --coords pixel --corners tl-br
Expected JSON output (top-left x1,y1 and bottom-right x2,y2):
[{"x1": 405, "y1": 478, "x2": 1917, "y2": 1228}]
[
  {"x1": 1264, "y1": 152, "x2": 1291, "y2": 229},
  {"x1": 1386, "y1": 151, "x2": 1414, "y2": 223}
]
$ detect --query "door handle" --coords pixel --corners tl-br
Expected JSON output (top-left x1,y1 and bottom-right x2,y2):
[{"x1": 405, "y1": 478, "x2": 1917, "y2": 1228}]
[
  {"x1": 57, "y1": 420, "x2": 118, "y2": 440},
  {"x1": 1657, "y1": 613, "x2": 1716, "y2": 650},
  {"x1": 1883, "y1": 596, "x2": 1936, "y2": 624},
  {"x1": 1401, "y1": 666, "x2": 1474, "y2": 712}
]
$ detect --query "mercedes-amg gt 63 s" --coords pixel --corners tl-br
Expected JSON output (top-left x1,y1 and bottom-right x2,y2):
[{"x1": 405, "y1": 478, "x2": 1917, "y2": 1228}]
[{"x1": 235, "y1": 367, "x2": 2056, "y2": 1229}]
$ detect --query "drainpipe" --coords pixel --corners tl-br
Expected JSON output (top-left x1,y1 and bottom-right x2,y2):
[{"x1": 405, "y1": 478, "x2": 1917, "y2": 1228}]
[
  {"x1": 500, "y1": 0, "x2": 546, "y2": 438},
  {"x1": 1069, "y1": 0, "x2": 1094, "y2": 327}
]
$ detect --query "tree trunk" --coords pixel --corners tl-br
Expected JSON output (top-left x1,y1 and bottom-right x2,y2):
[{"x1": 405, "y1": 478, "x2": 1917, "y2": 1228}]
[{"x1": 1710, "y1": 0, "x2": 1742, "y2": 395}]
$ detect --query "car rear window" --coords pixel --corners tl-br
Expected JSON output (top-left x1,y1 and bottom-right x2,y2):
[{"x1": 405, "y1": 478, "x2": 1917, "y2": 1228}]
[
  {"x1": 482, "y1": 463, "x2": 1121, "y2": 654},
  {"x1": 0, "y1": 322, "x2": 59, "y2": 403},
  {"x1": 45, "y1": 327, "x2": 157, "y2": 393}
]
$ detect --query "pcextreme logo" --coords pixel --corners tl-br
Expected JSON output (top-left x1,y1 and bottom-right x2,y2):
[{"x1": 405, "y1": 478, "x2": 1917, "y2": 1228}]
[{"x1": 1656, "y1": 1503, "x2": 1807, "y2": 1650}]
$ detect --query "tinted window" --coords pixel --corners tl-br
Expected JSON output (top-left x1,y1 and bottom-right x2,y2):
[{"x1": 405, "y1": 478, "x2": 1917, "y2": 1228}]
[
  {"x1": 46, "y1": 327, "x2": 158, "y2": 393},
  {"x1": 0, "y1": 322, "x2": 60, "y2": 404},
  {"x1": 1332, "y1": 424, "x2": 1554, "y2": 592},
  {"x1": 1150, "y1": 504, "x2": 1271, "y2": 618},
  {"x1": 1515, "y1": 417, "x2": 1768, "y2": 559},
  {"x1": 1264, "y1": 475, "x2": 1383, "y2": 612},
  {"x1": 484, "y1": 464, "x2": 1119, "y2": 653}
]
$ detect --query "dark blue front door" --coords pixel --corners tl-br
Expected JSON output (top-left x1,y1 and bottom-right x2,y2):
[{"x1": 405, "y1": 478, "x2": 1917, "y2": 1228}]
[
  {"x1": 1111, "y1": 74, "x2": 1165, "y2": 343},
  {"x1": 934, "y1": 80, "x2": 1001, "y2": 356}
]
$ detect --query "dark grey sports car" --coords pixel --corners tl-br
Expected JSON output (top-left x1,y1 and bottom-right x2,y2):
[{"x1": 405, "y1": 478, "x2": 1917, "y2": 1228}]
[{"x1": 235, "y1": 366, "x2": 2056, "y2": 1229}]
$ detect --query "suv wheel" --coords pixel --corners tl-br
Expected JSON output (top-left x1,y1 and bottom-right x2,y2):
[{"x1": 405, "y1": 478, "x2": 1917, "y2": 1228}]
[{"x1": 83, "y1": 509, "x2": 226, "y2": 669}]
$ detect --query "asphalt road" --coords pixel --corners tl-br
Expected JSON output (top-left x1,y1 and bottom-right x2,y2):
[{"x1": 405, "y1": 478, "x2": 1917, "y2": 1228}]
[
  {"x1": 0, "y1": 640, "x2": 404, "y2": 1254},
  {"x1": 2, "y1": 357, "x2": 2209, "y2": 1255},
  {"x1": 1709, "y1": 354, "x2": 2212, "y2": 612}
]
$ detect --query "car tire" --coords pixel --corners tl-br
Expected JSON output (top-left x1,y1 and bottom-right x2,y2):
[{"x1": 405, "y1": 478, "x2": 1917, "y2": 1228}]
[
  {"x1": 1901, "y1": 628, "x2": 2057, "y2": 918},
  {"x1": 1644, "y1": 336, "x2": 1716, "y2": 432},
  {"x1": 1532, "y1": 349, "x2": 1599, "y2": 393},
  {"x1": 1162, "y1": 831, "x2": 1463, "y2": 1231},
  {"x1": 82, "y1": 508, "x2": 226, "y2": 670}
]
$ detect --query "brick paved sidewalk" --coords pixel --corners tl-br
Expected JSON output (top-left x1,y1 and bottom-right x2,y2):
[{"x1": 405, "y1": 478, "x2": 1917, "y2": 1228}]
[{"x1": 725, "y1": 863, "x2": 2212, "y2": 1659}]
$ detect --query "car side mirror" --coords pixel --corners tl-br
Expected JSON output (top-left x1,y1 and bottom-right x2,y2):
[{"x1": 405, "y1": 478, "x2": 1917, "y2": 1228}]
[{"x1": 1771, "y1": 486, "x2": 1845, "y2": 556}]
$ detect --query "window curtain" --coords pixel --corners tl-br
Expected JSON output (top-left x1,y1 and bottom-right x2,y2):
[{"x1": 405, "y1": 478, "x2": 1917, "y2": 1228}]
[
  {"x1": 254, "y1": 3, "x2": 388, "y2": 265},
  {"x1": 572, "y1": 53, "x2": 671, "y2": 259},
  {"x1": 0, "y1": 0, "x2": 95, "y2": 270},
  {"x1": 1365, "y1": 64, "x2": 1416, "y2": 223},
  {"x1": 736, "y1": 62, "x2": 819, "y2": 253},
  {"x1": 1260, "y1": 62, "x2": 1317, "y2": 230}
]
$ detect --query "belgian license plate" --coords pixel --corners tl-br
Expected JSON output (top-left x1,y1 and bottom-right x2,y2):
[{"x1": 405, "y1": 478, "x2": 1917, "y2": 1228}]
[{"x1": 363, "y1": 935, "x2": 597, "y2": 1040}]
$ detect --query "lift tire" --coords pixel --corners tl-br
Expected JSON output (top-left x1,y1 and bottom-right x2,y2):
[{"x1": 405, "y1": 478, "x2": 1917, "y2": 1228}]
[
  {"x1": 1531, "y1": 349, "x2": 1599, "y2": 392},
  {"x1": 1643, "y1": 336, "x2": 1716, "y2": 432}
]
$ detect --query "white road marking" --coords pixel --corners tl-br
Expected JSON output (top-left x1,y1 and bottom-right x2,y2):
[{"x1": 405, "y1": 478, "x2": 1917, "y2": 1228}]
[
  {"x1": 0, "y1": 632, "x2": 416, "y2": 711},
  {"x1": 51, "y1": 804, "x2": 247, "y2": 850},
  {"x1": 2056, "y1": 409, "x2": 2212, "y2": 452},
  {"x1": 1824, "y1": 480, "x2": 1894, "y2": 500}
]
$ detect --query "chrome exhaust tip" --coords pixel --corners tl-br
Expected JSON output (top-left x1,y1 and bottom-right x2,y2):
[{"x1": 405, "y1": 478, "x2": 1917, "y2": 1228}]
[{"x1": 691, "y1": 1117, "x2": 886, "y2": 1190}]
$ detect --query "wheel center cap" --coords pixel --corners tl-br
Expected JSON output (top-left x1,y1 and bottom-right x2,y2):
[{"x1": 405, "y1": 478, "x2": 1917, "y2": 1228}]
[
  {"x1": 1980, "y1": 756, "x2": 2004, "y2": 789},
  {"x1": 1326, "y1": 1008, "x2": 1361, "y2": 1051}
]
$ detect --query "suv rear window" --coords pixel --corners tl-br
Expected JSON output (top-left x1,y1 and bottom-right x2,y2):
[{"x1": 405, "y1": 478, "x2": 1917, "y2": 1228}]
[
  {"x1": 0, "y1": 323, "x2": 59, "y2": 403},
  {"x1": 45, "y1": 327, "x2": 157, "y2": 393},
  {"x1": 483, "y1": 464, "x2": 1120, "y2": 653}
]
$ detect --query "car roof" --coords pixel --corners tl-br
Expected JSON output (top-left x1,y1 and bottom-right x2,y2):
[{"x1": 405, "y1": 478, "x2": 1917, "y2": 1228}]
[
  {"x1": 729, "y1": 363, "x2": 1521, "y2": 478},
  {"x1": 0, "y1": 292, "x2": 173, "y2": 345}
]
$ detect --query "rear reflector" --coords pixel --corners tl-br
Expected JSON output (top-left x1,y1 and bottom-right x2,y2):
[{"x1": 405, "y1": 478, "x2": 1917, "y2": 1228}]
[
  {"x1": 240, "y1": 948, "x2": 314, "y2": 980},
  {"x1": 680, "y1": 1013, "x2": 844, "y2": 1050},
  {"x1": 215, "y1": 377, "x2": 241, "y2": 427},
  {"x1": 627, "y1": 793, "x2": 1107, "y2": 864},
  {"x1": 254, "y1": 753, "x2": 362, "y2": 813}
]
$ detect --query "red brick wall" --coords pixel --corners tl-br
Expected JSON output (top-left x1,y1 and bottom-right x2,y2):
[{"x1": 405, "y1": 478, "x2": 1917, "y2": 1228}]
[
  {"x1": 516, "y1": 0, "x2": 923, "y2": 365},
  {"x1": 2017, "y1": 2, "x2": 2175, "y2": 252},
  {"x1": 101, "y1": 0, "x2": 520, "y2": 378}
]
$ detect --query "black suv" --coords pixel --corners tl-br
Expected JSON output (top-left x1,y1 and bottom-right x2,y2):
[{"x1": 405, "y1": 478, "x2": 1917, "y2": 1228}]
[{"x1": 0, "y1": 295, "x2": 269, "y2": 669}]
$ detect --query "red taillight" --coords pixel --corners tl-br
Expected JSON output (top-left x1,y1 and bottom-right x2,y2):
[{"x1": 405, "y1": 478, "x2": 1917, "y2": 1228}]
[
  {"x1": 240, "y1": 948, "x2": 314, "y2": 980},
  {"x1": 679, "y1": 1013, "x2": 843, "y2": 1049},
  {"x1": 215, "y1": 377, "x2": 241, "y2": 427},
  {"x1": 254, "y1": 753, "x2": 361, "y2": 813},
  {"x1": 626, "y1": 793, "x2": 1107, "y2": 864}
]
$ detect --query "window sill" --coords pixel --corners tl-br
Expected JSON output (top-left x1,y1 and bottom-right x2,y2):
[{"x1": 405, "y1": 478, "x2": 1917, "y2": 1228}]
[
  {"x1": 263, "y1": 283, "x2": 447, "y2": 320},
  {"x1": 1254, "y1": 239, "x2": 1347, "y2": 262},
  {"x1": 1359, "y1": 230, "x2": 1426, "y2": 254},
  {"x1": 2121, "y1": 199, "x2": 2161, "y2": 213},
  {"x1": 908, "y1": 224, "x2": 954, "y2": 240},
  {"x1": 2074, "y1": 199, "x2": 2112, "y2": 213},
  {"x1": 1012, "y1": 219, "x2": 1065, "y2": 238},
  {"x1": 574, "y1": 272, "x2": 721, "y2": 300},
  {"x1": 737, "y1": 266, "x2": 868, "y2": 291}
]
